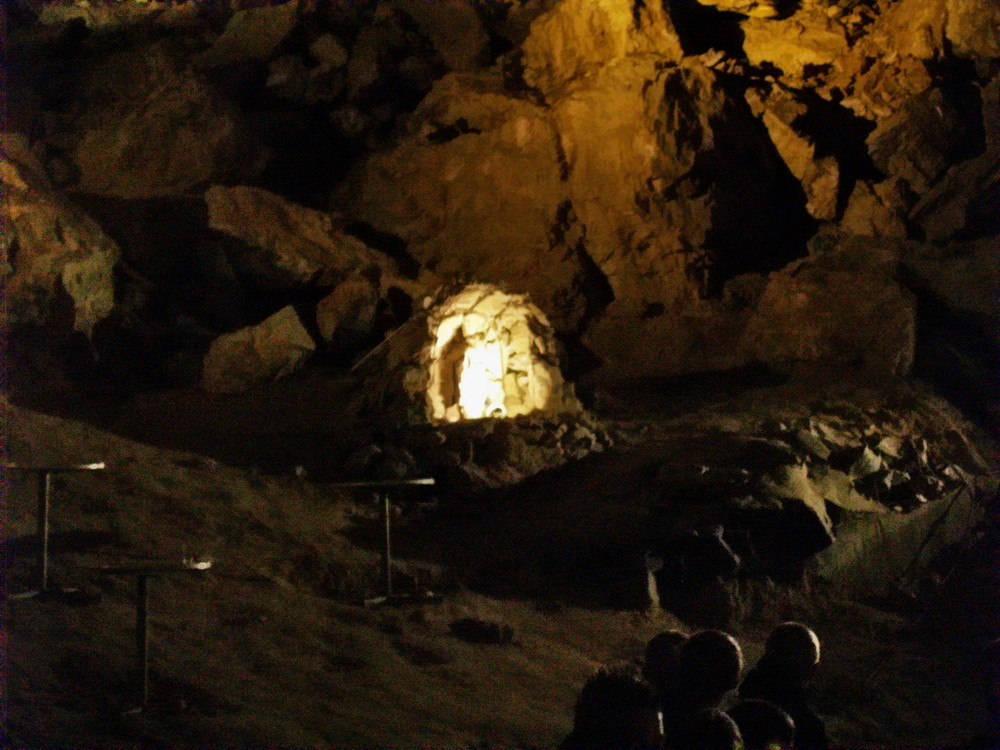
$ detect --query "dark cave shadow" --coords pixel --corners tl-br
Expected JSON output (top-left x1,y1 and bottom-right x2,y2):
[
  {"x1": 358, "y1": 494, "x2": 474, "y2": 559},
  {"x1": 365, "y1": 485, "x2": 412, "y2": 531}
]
[
  {"x1": 585, "y1": 363, "x2": 788, "y2": 418},
  {"x1": 3, "y1": 529, "x2": 120, "y2": 559},
  {"x1": 347, "y1": 446, "x2": 683, "y2": 612}
]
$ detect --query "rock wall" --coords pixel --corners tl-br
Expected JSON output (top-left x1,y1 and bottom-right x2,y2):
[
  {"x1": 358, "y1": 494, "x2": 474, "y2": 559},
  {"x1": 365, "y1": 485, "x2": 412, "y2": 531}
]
[
  {"x1": 2, "y1": 0, "x2": 996, "y2": 400},
  {"x1": 1, "y1": 134, "x2": 118, "y2": 337}
]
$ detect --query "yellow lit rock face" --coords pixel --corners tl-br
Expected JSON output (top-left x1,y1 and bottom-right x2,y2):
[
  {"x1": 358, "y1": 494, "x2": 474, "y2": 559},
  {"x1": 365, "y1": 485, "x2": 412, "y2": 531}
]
[
  {"x1": 521, "y1": 0, "x2": 683, "y2": 98},
  {"x1": 695, "y1": 0, "x2": 779, "y2": 19},
  {"x1": 1, "y1": 134, "x2": 118, "y2": 337},
  {"x1": 421, "y1": 285, "x2": 579, "y2": 423},
  {"x1": 742, "y1": 7, "x2": 849, "y2": 80}
]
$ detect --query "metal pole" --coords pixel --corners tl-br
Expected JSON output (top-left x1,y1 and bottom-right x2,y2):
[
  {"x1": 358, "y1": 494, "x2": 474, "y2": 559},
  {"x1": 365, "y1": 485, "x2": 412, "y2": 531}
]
[
  {"x1": 37, "y1": 470, "x2": 52, "y2": 592},
  {"x1": 136, "y1": 575, "x2": 150, "y2": 707},
  {"x1": 382, "y1": 492, "x2": 393, "y2": 599}
]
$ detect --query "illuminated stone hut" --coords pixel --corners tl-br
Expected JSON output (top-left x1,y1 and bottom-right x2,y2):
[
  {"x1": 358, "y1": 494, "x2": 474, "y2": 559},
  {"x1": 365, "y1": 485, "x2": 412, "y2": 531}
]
[{"x1": 410, "y1": 284, "x2": 582, "y2": 424}]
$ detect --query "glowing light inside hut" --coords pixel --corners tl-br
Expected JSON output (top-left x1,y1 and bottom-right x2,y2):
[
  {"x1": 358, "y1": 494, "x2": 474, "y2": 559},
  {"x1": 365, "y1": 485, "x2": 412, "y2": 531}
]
[{"x1": 424, "y1": 286, "x2": 571, "y2": 423}]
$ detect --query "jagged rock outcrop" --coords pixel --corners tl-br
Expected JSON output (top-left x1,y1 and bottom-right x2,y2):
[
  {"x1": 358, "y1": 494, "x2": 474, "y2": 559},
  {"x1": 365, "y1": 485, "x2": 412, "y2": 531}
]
[
  {"x1": 315, "y1": 274, "x2": 380, "y2": 348},
  {"x1": 347, "y1": 72, "x2": 588, "y2": 329},
  {"x1": 206, "y1": 185, "x2": 397, "y2": 289},
  {"x1": 840, "y1": 178, "x2": 910, "y2": 239},
  {"x1": 741, "y1": 5, "x2": 850, "y2": 81},
  {"x1": 1, "y1": 133, "x2": 118, "y2": 336},
  {"x1": 351, "y1": 42, "x2": 811, "y2": 377},
  {"x1": 201, "y1": 305, "x2": 315, "y2": 394},
  {"x1": 943, "y1": 0, "x2": 1000, "y2": 60},
  {"x1": 410, "y1": 411, "x2": 611, "y2": 494},
  {"x1": 745, "y1": 87, "x2": 839, "y2": 219},
  {"x1": 520, "y1": 0, "x2": 684, "y2": 97},
  {"x1": 909, "y1": 156, "x2": 999, "y2": 243},
  {"x1": 693, "y1": 0, "x2": 779, "y2": 18},
  {"x1": 4, "y1": 0, "x2": 996, "y2": 397},
  {"x1": 72, "y1": 43, "x2": 266, "y2": 198},
  {"x1": 867, "y1": 89, "x2": 966, "y2": 195}
]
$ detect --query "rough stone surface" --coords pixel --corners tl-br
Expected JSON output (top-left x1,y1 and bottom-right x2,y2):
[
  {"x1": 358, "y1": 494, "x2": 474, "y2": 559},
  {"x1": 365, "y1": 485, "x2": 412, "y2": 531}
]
[
  {"x1": 741, "y1": 6, "x2": 849, "y2": 81},
  {"x1": 520, "y1": 0, "x2": 683, "y2": 98},
  {"x1": 903, "y1": 238, "x2": 1000, "y2": 345},
  {"x1": 348, "y1": 73, "x2": 587, "y2": 330},
  {"x1": 945, "y1": 0, "x2": 1000, "y2": 59},
  {"x1": 409, "y1": 410, "x2": 611, "y2": 494},
  {"x1": 193, "y1": 3, "x2": 299, "y2": 69},
  {"x1": 1, "y1": 133, "x2": 118, "y2": 336},
  {"x1": 873, "y1": 0, "x2": 947, "y2": 61},
  {"x1": 390, "y1": 0, "x2": 490, "y2": 72},
  {"x1": 909, "y1": 154, "x2": 1000, "y2": 243},
  {"x1": 7, "y1": 0, "x2": 998, "y2": 399},
  {"x1": 202, "y1": 305, "x2": 315, "y2": 394},
  {"x1": 867, "y1": 89, "x2": 964, "y2": 195},
  {"x1": 72, "y1": 44, "x2": 266, "y2": 198},
  {"x1": 315, "y1": 275, "x2": 380, "y2": 348},
  {"x1": 561, "y1": 59, "x2": 809, "y2": 377},
  {"x1": 694, "y1": 0, "x2": 779, "y2": 18},
  {"x1": 206, "y1": 185, "x2": 396, "y2": 289},
  {"x1": 743, "y1": 236, "x2": 917, "y2": 377},
  {"x1": 840, "y1": 179, "x2": 910, "y2": 239},
  {"x1": 350, "y1": 56, "x2": 814, "y2": 378}
]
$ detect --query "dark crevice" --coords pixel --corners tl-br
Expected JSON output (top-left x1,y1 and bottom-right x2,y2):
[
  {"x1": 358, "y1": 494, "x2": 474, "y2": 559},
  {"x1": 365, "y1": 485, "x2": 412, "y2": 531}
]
[
  {"x1": 472, "y1": 0, "x2": 517, "y2": 62},
  {"x1": 789, "y1": 90, "x2": 881, "y2": 216},
  {"x1": 633, "y1": 0, "x2": 648, "y2": 28},
  {"x1": 686, "y1": 84, "x2": 818, "y2": 295},
  {"x1": 425, "y1": 117, "x2": 483, "y2": 144},
  {"x1": 903, "y1": 268, "x2": 1000, "y2": 433},
  {"x1": 664, "y1": 0, "x2": 745, "y2": 58},
  {"x1": 343, "y1": 221, "x2": 421, "y2": 279},
  {"x1": 925, "y1": 56, "x2": 987, "y2": 162},
  {"x1": 641, "y1": 302, "x2": 666, "y2": 319}
]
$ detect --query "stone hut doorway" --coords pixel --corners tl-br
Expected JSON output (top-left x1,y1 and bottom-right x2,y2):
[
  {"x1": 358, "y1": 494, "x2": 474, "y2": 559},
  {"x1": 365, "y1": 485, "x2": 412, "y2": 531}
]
[{"x1": 421, "y1": 285, "x2": 577, "y2": 423}]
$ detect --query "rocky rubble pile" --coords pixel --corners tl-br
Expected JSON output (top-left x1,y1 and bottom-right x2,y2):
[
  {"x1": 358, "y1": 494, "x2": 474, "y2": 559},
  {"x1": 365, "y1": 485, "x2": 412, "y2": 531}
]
[
  {"x1": 407, "y1": 410, "x2": 612, "y2": 494},
  {"x1": 644, "y1": 394, "x2": 997, "y2": 590}
]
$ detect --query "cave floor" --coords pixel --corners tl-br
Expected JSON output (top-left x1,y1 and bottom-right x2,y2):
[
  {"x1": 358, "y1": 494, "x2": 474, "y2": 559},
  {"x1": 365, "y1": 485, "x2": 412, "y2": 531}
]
[{"x1": 3, "y1": 371, "x2": 997, "y2": 748}]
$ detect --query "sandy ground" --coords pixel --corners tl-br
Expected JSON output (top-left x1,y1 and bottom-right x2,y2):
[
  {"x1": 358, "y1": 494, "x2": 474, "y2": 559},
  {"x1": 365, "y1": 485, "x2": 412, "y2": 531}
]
[{"x1": 3, "y1": 373, "x2": 997, "y2": 748}]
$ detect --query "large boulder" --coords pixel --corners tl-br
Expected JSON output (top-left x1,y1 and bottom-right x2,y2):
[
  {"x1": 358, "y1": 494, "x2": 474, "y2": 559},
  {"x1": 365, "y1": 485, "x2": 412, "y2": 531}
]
[
  {"x1": 840, "y1": 178, "x2": 910, "y2": 239},
  {"x1": 867, "y1": 89, "x2": 966, "y2": 194},
  {"x1": 192, "y1": 3, "x2": 299, "y2": 70},
  {"x1": 741, "y1": 5, "x2": 850, "y2": 82},
  {"x1": 349, "y1": 51, "x2": 812, "y2": 378},
  {"x1": 72, "y1": 43, "x2": 266, "y2": 198},
  {"x1": 315, "y1": 274, "x2": 380, "y2": 348},
  {"x1": 903, "y1": 237, "x2": 1000, "y2": 346},
  {"x1": 743, "y1": 236, "x2": 917, "y2": 377},
  {"x1": 206, "y1": 185, "x2": 397, "y2": 289},
  {"x1": 565, "y1": 60, "x2": 813, "y2": 377},
  {"x1": 520, "y1": 0, "x2": 683, "y2": 98},
  {"x1": 347, "y1": 72, "x2": 588, "y2": 330},
  {"x1": 909, "y1": 154, "x2": 999, "y2": 243},
  {"x1": 201, "y1": 305, "x2": 315, "y2": 394},
  {"x1": 1, "y1": 133, "x2": 118, "y2": 336}
]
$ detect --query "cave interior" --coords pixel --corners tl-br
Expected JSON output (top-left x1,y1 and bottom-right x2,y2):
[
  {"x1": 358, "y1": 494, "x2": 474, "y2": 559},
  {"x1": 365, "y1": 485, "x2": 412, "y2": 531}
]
[{"x1": 1, "y1": 1, "x2": 998, "y2": 748}]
